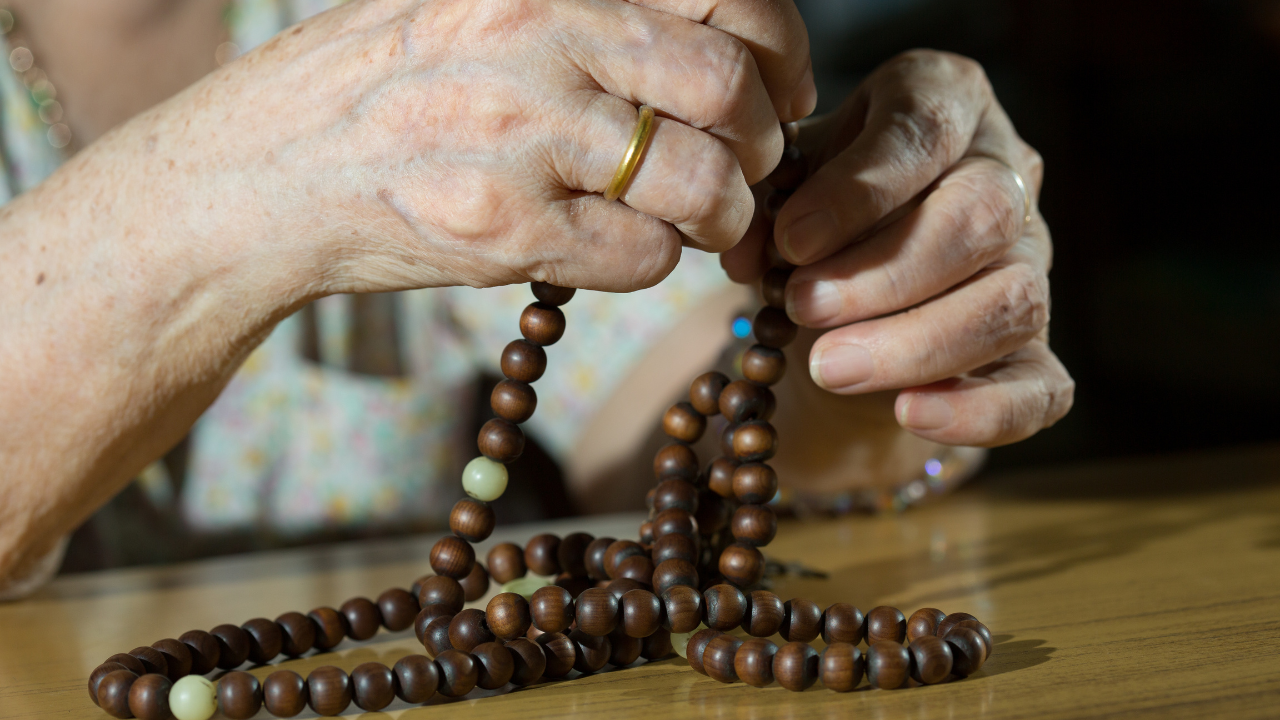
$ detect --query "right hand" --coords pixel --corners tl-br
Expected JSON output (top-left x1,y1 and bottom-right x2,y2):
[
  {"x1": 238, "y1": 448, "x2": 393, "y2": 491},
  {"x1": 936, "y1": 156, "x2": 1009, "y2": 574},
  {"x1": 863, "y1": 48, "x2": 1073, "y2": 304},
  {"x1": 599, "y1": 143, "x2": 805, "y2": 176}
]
[{"x1": 153, "y1": 0, "x2": 815, "y2": 295}]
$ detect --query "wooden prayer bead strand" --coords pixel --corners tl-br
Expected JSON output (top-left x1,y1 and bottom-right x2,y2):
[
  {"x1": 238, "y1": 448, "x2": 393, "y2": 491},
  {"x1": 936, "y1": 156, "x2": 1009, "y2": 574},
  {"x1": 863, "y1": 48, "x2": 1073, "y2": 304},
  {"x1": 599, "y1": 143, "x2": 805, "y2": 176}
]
[
  {"x1": 487, "y1": 542, "x2": 527, "y2": 584},
  {"x1": 525, "y1": 533, "x2": 562, "y2": 576},
  {"x1": 459, "y1": 561, "x2": 491, "y2": 601},
  {"x1": 867, "y1": 605, "x2": 908, "y2": 644},
  {"x1": 704, "y1": 633, "x2": 744, "y2": 683},
  {"x1": 392, "y1": 655, "x2": 439, "y2": 703},
  {"x1": 430, "y1": 535, "x2": 476, "y2": 579},
  {"x1": 741, "y1": 589, "x2": 786, "y2": 637},
  {"x1": 520, "y1": 302, "x2": 567, "y2": 346},
  {"x1": 128, "y1": 673, "x2": 172, "y2": 720},
  {"x1": 217, "y1": 670, "x2": 262, "y2": 720},
  {"x1": 735, "y1": 638, "x2": 778, "y2": 687},
  {"x1": 718, "y1": 543, "x2": 766, "y2": 588},
  {"x1": 689, "y1": 371, "x2": 731, "y2": 416},
  {"x1": 307, "y1": 665, "x2": 352, "y2": 715},
  {"x1": 490, "y1": 378, "x2": 537, "y2": 423},
  {"x1": 263, "y1": 670, "x2": 309, "y2": 717},
  {"x1": 308, "y1": 607, "x2": 349, "y2": 652},
  {"x1": 449, "y1": 497, "x2": 496, "y2": 543},
  {"x1": 663, "y1": 402, "x2": 707, "y2": 443},
  {"x1": 773, "y1": 641, "x2": 820, "y2": 692},
  {"x1": 731, "y1": 503, "x2": 777, "y2": 547}
]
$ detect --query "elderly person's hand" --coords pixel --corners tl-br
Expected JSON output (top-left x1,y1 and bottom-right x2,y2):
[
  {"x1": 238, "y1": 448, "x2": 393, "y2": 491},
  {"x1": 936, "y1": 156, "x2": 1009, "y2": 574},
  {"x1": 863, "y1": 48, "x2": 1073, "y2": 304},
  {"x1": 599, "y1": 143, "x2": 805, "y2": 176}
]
[{"x1": 724, "y1": 50, "x2": 1073, "y2": 448}]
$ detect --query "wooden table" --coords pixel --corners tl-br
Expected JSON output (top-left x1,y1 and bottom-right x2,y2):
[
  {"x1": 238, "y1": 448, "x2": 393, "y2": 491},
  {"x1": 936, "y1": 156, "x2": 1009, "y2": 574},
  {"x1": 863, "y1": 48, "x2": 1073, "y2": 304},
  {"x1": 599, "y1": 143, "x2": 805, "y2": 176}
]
[{"x1": 5, "y1": 443, "x2": 1280, "y2": 719}]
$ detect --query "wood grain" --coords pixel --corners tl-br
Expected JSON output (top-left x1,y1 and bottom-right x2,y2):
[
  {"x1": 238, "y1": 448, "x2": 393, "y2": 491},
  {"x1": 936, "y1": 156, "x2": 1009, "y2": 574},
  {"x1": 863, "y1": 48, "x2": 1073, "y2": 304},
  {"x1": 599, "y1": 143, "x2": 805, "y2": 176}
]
[{"x1": 4, "y1": 445, "x2": 1280, "y2": 718}]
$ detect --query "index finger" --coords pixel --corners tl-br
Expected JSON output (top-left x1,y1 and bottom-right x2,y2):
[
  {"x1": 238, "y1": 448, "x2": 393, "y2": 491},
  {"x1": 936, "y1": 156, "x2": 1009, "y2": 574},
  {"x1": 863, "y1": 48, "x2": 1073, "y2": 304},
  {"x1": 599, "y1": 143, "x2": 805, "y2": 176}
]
[{"x1": 624, "y1": 0, "x2": 817, "y2": 122}]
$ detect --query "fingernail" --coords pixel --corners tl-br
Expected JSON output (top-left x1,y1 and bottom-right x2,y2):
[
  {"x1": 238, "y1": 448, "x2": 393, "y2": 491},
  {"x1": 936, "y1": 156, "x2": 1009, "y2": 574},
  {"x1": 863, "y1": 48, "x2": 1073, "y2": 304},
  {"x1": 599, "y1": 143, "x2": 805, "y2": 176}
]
[
  {"x1": 787, "y1": 280, "x2": 841, "y2": 326},
  {"x1": 789, "y1": 65, "x2": 818, "y2": 121},
  {"x1": 782, "y1": 210, "x2": 838, "y2": 264},
  {"x1": 810, "y1": 343, "x2": 874, "y2": 389},
  {"x1": 899, "y1": 394, "x2": 954, "y2": 430}
]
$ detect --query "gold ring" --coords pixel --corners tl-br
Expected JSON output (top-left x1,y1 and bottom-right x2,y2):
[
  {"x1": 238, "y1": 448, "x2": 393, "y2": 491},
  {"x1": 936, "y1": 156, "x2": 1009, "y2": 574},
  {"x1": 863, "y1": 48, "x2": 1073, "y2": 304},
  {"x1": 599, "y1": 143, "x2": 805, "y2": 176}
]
[
  {"x1": 979, "y1": 155, "x2": 1033, "y2": 225},
  {"x1": 604, "y1": 104, "x2": 655, "y2": 202}
]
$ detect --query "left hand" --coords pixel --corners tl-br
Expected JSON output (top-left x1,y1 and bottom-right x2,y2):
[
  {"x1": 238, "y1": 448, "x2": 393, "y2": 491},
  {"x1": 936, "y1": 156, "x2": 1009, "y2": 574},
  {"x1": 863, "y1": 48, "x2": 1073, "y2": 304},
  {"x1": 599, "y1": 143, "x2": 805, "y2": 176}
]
[{"x1": 722, "y1": 49, "x2": 1074, "y2": 447}]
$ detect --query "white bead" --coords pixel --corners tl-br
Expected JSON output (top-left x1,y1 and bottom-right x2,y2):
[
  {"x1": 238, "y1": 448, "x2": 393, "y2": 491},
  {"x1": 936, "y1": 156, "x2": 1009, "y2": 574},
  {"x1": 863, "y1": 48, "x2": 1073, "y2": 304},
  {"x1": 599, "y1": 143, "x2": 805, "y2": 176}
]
[
  {"x1": 462, "y1": 456, "x2": 508, "y2": 502},
  {"x1": 169, "y1": 675, "x2": 216, "y2": 720}
]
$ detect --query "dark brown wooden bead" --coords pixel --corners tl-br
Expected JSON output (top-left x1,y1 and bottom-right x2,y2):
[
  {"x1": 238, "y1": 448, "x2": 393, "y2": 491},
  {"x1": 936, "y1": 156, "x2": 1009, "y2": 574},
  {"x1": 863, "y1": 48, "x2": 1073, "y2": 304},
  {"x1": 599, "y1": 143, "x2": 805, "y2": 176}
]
[
  {"x1": 472, "y1": 641, "x2": 515, "y2": 689},
  {"x1": 376, "y1": 587, "x2": 420, "y2": 631},
  {"x1": 531, "y1": 281, "x2": 576, "y2": 306},
  {"x1": 150, "y1": 638, "x2": 192, "y2": 680},
  {"x1": 96, "y1": 669, "x2": 137, "y2": 719},
  {"x1": 731, "y1": 504, "x2": 777, "y2": 547},
  {"x1": 703, "y1": 584, "x2": 748, "y2": 630},
  {"x1": 639, "y1": 521, "x2": 655, "y2": 545},
  {"x1": 129, "y1": 645, "x2": 169, "y2": 677},
  {"x1": 954, "y1": 619, "x2": 994, "y2": 658},
  {"x1": 570, "y1": 629, "x2": 612, "y2": 673},
  {"x1": 486, "y1": 592, "x2": 532, "y2": 640},
  {"x1": 719, "y1": 423, "x2": 738, "y2": 457},
  {"x1": 763, "y1": 198, "x2": 792, "y2": 240},
  {"x1": 430, "y1": 535, "x2": 476, "y2": 579},
  {"x1": 524, "y1": 533, "x2": 562, "y2": 576},
  {"x1": 239, "y1": 617, "x2": 284, "y2": 661},
  {"x1": 653, "y1": 508, "x2": 698, "y2": 540},
  {"x1": 501, "y1": 339, "x2": 546, "y2": 383},
  {"x1": 619, "y1": 588, "x2": 663, "y2": 638},
  {"x1": 520, "y1": 302, "x2": 566, "y2": 346},
  {"x1": 734, "y1": 638, "x2": 778, "y2": 688},
  {"x1": 178, "y1": 630, "x2": 220, "y2": 675},
  {"x1": 689, "y1": 371, "x2": 730, "y2": 416},
  {"x1": 422, "y1": 615, "x2": 455, "y2": 657},
  {"x1": 414, "y1": 604, "x2": 454, "y2": 644},
  {"x1": 491, "y1": 378, "x2": 537, "y2": 423},
  {"x1": 704, "y1": 633, "x2": 743, "y2": 683},
  {"x1": 698, "y1": 495, "x2": 732, "y2": 539},
  {"x1": 653, "y1": 478, "x2": 699, "y2": 514},
  {"x1": 584, "y1": 536, "x2": 615, "y2": 581},
  {"x1": 537, "y1": 632, "x2": 578, "y2": 678},
  {"x1": 652, "y1": 532, "x2": 699, "y2": 566},
  {"x1": 640, "y1": 628, "x2": 673, "y2": 659},
  {"x1": 417, "y1": 575, "x2": 465, "y2": 613},
  {"x1": 604, "y1": 574, "x2": 646, "y2": 597},
  {"x1": 944, "y1": 626, "x2": 988, "y2": 676},
  {"x1": 604, "y1": 540, "x2": 646, "y2": 578},
  {"x1": 732, "y1": 420, "x2": 778, "y2": 462},
  {"x1": 732, "y1": 463, "x2": 778, "y2": 504},
  {"x1": 306, "y1": 665, "x2": 352, "y2": 716},
  {"x1": 867, "y1": 641, "x2": 912, "y2": 689},
  {"x1": 217, "y1": 670, "x2": 262, "y2": 720},
  {"x1": 773, "y1": 641, "x2": 820, "y2": 692},
  {"x1": 460, "y1": 561, "x2": 490, "y2": 602},
  {"x1": 556, "y1": 531, "x2": 594, "y2": 578},
  {"x1": 263, "y1": 670, "x2": 309, "y2": 718},
  {"x1": 276, "y1": 611, "x2": 316, "y2": 657},
  {"x1": 653, "y1": 442, "x2": 699, "y2": 482},
  {"x1": 104, "y1": 653, "x2": 146, "y2": 677},
  {"x1": 821, "y1": 642, "x2": 864, "y2": 692},
  {"x1": 448, "y1": 608, "x2": 495, "y2": 653},
  {"x1": 781, "y1": 121, "x2": 801, "y2": 147},
  {"x1": 719, "y1": 380, "x2": 776, "y2": 422},
  {"x1": 907, "y1": 607, "x2": 947, "y2": 642},
  {"x1": 767, "y1": 144, "x2": 808, "y2": 190},
  {"x1": 449, "y1": 497, "x2": 496, "y2": 543},
  {"x1": 651, "y1": 558, "x2": 698, "y2": 595},
  {"x1": 937, "y1": 611, "x2": 980, "y2": 638},
  {"x1": 867, "y1": 605, "x2": 907, "y2": 644},
  {"x1": 530, "y1": 585, "x2": 575, "y2": 633},
  {"x1": 822, "y1": 603, "x2": 866, "y2": 644},
  {"x1": 760, "y1": 267, "x2": 791, "y2": 309},
  {"x1": 909, "y1": 635, "x2": 954, "y2": 684},
  {"x1": 478, "y1": 417, "x2": 525, "y2": 463},
  {"x1": 575, "y1": 587, "x2": 621, "y2": 636},
  {"x1": 209, "y1": 624, "x2": 250, "y2": 670},
  {"x1": 719, "y1": 543, "x2": 766, "y2": 588},
  {"x1": 685, "y1": 627, "x2": 721, "y2": 675},
  {"x1": 487, "y1": 542, "x2": 527, "y2": 584},
  {"x1": 740, "y1": 590, "x2": 785, "y2": 637},
  {"x1": 554, "y1": 572, "x2": 592, "y2": 597},
  {"x1": 706, "y1": 456, "x2": 738, "y2": 498},
  {"x1": 662, "y1": 402, "x2": 707, "y2": 443},
  {"x1": 434, "y1": 649, "x2": 479, "y2": 697},
  {"x1": 308, "y1": 607, "x2": 349, "y2": 652},
  {"x1": 505, "y1": 637, "x2": 547, "y2": 686},
  {"x1": 779, "y1": 598, "x2": 822, "y2": 642},
  {"x1": 661, "y1": 585, "x2": 704, "y2": 633},
  {"x1": 392, "y1": 655, "x2": 438, "y2": 703},
  {"x1": 753, "y1": 306, "x2": 798, "y2": 348},
  {"x1": 126, "y1": 673, "x2": 171, "y2": 720},
  {"x1": 89, "y1": 663, "x2": 131, "y2": 706},
  {"x1": 349, "y1": 662, "x2": 395, "y2": 711},
  {"x1": 608, "y1": 629, "x2": 643, "y2": 666},
  {"x1": 742, "y1": 345, "x2": 787, "y2": 386},
  {"x1": 340, "y1": 597, "x2": 381, "y2": 641}
]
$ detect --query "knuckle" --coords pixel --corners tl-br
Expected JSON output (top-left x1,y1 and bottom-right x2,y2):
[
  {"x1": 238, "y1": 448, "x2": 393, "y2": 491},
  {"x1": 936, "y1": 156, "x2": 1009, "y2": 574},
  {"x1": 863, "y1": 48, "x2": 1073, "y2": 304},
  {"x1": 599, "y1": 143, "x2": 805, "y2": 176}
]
[
  {"x1": 673, "y1": 140, "x2": 744, "y2": 237},
  {"x1": 939, "y1": 175, "x2": 1022, "y2": 265},
  {"x1": 890, "y1": 92, "x2": 963, "y2": 164},
  {"x1": 982, "y1": 264, "x2": 1051, "y2": 346},
  {"x1": 695, "y1": 34, "x2": 755, "y2": 127}
]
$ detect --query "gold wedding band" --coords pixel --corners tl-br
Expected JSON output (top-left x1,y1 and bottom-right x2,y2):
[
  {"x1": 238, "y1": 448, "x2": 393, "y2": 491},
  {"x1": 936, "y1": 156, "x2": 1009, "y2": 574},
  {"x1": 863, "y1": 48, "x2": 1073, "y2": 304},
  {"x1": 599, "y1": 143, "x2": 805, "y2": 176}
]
[
  {"x1": 978, "y1": 155, "x2": 1033, "y2": 225},
  {"x1": 604, "y1": 104, "x2": 655, "y2": 202}
]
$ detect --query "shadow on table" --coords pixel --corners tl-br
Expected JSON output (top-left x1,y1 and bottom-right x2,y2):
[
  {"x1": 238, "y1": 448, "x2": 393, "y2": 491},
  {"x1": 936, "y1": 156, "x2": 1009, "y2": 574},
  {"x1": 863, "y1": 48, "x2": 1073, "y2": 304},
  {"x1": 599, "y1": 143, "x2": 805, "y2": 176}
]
[{"x1": 978, "y1": 635, "x2": 1054, "y2": 678}]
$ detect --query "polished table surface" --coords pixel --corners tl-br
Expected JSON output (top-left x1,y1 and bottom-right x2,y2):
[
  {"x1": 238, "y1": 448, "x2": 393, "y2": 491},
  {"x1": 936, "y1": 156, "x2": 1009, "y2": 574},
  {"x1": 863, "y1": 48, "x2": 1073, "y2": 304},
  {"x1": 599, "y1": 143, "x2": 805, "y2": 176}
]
[{"x1": 4, "y1": 443, "x2": 1280, "y2": 719}]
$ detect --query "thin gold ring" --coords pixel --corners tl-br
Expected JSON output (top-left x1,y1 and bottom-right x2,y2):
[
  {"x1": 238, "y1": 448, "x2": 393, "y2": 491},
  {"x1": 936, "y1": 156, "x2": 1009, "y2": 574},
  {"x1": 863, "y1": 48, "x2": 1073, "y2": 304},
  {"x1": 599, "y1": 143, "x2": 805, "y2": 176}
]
[
  {"x1": 604, "y1": 104, "x2": 655, "y2": 202},
  {"x1": 975, "y1": 155, "x2": 1033, "y2": 225}
]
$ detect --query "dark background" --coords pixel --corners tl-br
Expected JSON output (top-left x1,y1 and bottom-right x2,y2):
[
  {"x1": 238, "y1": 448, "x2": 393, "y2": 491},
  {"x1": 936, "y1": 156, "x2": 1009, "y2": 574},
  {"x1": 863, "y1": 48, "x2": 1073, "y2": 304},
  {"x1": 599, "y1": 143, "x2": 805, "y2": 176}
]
[{"x1": 796, "y1": 0, "x2": 1280, "y2": 473}]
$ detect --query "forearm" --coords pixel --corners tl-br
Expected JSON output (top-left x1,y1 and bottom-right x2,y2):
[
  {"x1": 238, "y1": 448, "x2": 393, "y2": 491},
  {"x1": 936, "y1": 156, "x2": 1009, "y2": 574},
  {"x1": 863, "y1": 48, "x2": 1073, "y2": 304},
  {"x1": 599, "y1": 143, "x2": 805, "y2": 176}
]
[{"x1": 0, "y1": 104, "x2": 315, "y2": 586}]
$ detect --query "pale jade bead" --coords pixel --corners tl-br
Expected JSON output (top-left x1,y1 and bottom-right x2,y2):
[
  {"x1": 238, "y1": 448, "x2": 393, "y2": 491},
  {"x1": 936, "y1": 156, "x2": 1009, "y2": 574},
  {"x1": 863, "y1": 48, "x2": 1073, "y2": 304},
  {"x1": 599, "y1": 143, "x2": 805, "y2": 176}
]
[
  {"x1": 500, "y1": 575, "x2": 552, "y2": 600},
  {"x1": 462, "y1": 456, "x2": 508, "y2": 502},
  {"x1": 169, "y1": 675, "x2": 216, "y2": 720}
]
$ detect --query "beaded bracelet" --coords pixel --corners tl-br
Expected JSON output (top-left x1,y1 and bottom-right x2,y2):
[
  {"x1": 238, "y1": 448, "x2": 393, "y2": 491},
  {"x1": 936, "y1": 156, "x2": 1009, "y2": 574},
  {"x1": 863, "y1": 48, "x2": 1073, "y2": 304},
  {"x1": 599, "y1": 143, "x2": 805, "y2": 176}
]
[{"x1": 84, "y1": 125, "x2": 994, "y2": 720}]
